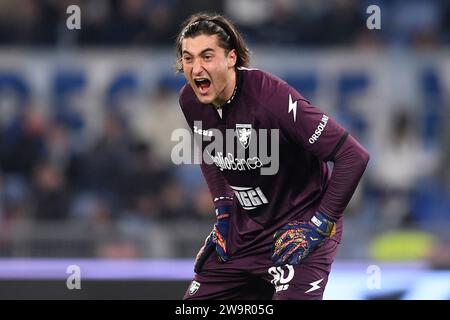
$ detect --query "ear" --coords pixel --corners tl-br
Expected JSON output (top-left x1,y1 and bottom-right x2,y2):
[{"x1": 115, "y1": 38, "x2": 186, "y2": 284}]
[{"x1": 227, "y1": 49, "x2": 237, "y2": 68}]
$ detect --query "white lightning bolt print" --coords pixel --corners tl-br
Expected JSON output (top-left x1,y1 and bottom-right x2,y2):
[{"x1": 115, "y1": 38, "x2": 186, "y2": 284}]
[
  {"x1": 305, "y1": 278, "x2": 324, "y2": 294},
  {"x1": 288, "y1": 94, "x2": 297, "y2": 122}
]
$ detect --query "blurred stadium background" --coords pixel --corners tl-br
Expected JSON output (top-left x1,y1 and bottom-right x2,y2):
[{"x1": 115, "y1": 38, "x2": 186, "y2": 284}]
[{"x1": 0, "y1": 0, "x2": 449, "y2": 299}]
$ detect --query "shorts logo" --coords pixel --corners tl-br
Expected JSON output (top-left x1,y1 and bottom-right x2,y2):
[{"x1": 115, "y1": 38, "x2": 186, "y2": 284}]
[
  {"x1": 189, "y1": 280, "x2": 200, "y2": 295},
  {"x1": 230, "y1": 185, "x2": 269, "y2": 210},
  {"x1": 236, "y1": 124, "x2": 252, "y2": 149},
  {"x1": 305, "y1": 278, "x2": 324, "y2": 294},
  {"x1": 268, "y1": 265, "x2": 295, "y2": 292}
]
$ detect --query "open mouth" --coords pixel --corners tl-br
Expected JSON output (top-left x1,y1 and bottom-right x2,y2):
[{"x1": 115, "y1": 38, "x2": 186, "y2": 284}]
[{"x1": 194, "y1": 78, "x2": 211, "y2": 94}]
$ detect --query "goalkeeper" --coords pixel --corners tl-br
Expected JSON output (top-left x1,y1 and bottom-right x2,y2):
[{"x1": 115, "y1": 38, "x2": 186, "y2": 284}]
[{"x1": 175, "y1": 13, "x2": 369, "y2": 300}]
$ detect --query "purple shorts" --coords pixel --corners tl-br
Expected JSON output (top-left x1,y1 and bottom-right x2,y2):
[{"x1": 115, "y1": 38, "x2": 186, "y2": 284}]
[{"x1": 183, "y1": 238, "x2": 340, "y2": 300}]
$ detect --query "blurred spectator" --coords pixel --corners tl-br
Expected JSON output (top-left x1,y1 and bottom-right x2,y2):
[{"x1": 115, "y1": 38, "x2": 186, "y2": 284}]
[
  {"x1": 1, "y1": 0, "x2": 448, "y2": 48},
  {"x1": 259, "y1": 0, "x2": 302, "y2": 45},
  {"x1": 145, "y1": 0, "x2": 182, "y2": 44},
  {"x1": 0, "y1": 0, "x2": 59, "y2": 45},
  {"x1": 31, "y1": 162, "x2": 70, "y2": 221},
  {"x1": 427, "y1": 239, "x2": 450, "y2": 269},
  {"x1": 354, "y1": 29, "x2": 384, "y2": 49},
  {"x1": 44, "y1": 121, "x2": 75, "y2": 170},
  {"x1": 121, "y1": 142, "x2": 171, "y2": 221},
  {"x1": 388, "y1": 0, "x2": 442, "y2": 48},
  {"x1": 158, "y1": 177, "x2": 193, "y2": 220},
  {"x1": 0, "y1": 173, "x2": 2, "y2": 216},
  {"x1": 0, "y1": 175, "x2": 30, "y2": 221},
  {"x1": 0, "y1": 108, "x2": 46, "y2": 178},
  {"x1": 225, "y1": 0, "x2": 271, "y2": 26},
  {"x1": 406, "y1": 101, "x2": 450, "y2": 226},
  {"x1": 318, "y1": 0, "x2": 366, "y2": 46},
  {"x1": 191, "y1": 184, "x2": 215, "y2": 221},
  {"x1": 70, "y1": 192, "x2": 114, "y2": 224},
  {"x1": 108, "y1": 0, "x2": 149, "y2": 45},
  {"x1": 130, "y1": 83, "x2": 188, "y2": 163},
  {"x1": 443, "y1": 1, "x2": 450, "y2": 44},
  {"x1": 77, "y1": 112, "x2": 132, "y2": 204},
  {"x1": 438, "y1": 102, "x2": 450, "y2": 190},
  {"x1": 96, "y1": 239, "x2": 140, "y2": 258},
  {"x1": 368, "y1": 109, "x2": 437, "y2": 227}
]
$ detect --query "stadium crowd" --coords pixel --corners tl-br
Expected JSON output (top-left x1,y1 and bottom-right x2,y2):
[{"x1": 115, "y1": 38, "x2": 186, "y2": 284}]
[{"x1": 0, "y1": 0, "x2": 449, "y2": 48}]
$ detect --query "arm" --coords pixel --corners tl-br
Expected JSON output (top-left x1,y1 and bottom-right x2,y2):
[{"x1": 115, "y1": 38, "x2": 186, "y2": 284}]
[
  {"x1": 178, "y1": 94, "x2": 234, "y2": 208},
  {"x1": 200, "y1": 161, "x2": 234, "y2": 208},
  {"x1": 318, "y1": 133, "x2": 370, "y2": 220},
  {"x1": 178, "y1": 95, "x2": 234, "y2": 272},
  {"x1": 271, "y1": 94, "x2": 369, "y2": 266},
  {"x1": 278, "y1": 97, "x2": 369, "y2": 219},
  {"x1": 192, "y1": 161, "x2": 233, "y2": 273}
]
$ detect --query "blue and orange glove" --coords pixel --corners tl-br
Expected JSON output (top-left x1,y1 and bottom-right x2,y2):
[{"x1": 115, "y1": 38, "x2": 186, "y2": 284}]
[
  {"x1": 271, "y1": 212, "x2": 336, "y2": 266},
  {"x1": 194, "y1": 206, "x2": 231, "y2": 273}
]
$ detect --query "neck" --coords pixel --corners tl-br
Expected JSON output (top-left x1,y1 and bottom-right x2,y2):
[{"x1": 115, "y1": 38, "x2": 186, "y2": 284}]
[{"x1": 212, "y1": 69, "x2": 237, "y2": 108}]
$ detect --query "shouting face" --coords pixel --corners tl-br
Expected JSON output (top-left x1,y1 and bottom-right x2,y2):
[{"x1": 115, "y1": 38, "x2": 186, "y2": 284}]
[{"x1": 181, "y1": 34, "x2": 237, "y2": 107}]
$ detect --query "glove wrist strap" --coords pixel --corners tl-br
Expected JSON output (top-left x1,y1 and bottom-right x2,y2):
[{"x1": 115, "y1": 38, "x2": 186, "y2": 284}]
[
  {"x1": 215, "y1": 205, "x2": 231, "y2": 220},
  {"x1": 311, "y1": 211, "x2": 336, "y2": 237}
]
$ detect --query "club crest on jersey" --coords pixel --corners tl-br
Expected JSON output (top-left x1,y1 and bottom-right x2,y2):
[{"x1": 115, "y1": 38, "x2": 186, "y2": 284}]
[{"x1": 236, "y1": 124, "x2": 252, "y2": 149}]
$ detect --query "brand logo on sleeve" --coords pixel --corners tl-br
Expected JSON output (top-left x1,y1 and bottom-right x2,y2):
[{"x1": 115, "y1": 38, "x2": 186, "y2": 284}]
[
  {"x1": 308, "y1": 114, "x2": 329, "y2": 144},
  {"x1": 288, "y1": 94, "x2": 298, "y2": 122}
]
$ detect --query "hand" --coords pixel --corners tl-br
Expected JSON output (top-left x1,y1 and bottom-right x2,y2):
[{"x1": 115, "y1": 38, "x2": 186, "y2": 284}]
[
  {"x1": 271, "y1": 212, "x2": 336, "y2": 266},
  {"x1": 194, "y1": 206, "x2": 231, "y2": 273}
]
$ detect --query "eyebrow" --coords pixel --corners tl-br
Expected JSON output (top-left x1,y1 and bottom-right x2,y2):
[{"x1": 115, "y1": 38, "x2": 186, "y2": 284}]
[{"x1": 182, "y1": 48, "x2": 215, "y2": 56}]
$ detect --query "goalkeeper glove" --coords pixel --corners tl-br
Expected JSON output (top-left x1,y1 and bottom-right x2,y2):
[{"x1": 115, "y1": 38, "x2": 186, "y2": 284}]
[
  {"x1": 271, "y1": 212, "x2": 336, "y2": 266},
  {"x1": 194, "y1": 206, "x2": 231, "y2": 273}
]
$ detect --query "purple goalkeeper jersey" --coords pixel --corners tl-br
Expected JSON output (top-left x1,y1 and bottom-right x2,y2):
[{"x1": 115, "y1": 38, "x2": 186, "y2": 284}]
[{"x1": 179, "y1": 68, "x2": 369, "y2": 256}]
